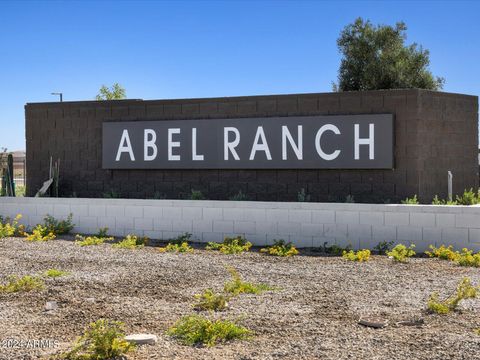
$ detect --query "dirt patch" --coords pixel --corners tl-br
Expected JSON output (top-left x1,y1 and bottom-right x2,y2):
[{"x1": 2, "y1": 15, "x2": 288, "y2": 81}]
[{"x1": 0, "y1": 238, "x2": 480, "y2": 359}]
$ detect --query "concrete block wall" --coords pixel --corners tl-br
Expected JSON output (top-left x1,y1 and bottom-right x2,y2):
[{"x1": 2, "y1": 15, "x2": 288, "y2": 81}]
[
  {"x1": 2, "y1": 197, "x2": 480, "y2": 252},
  {"x1": 25, "y1": 89, "x2": 479, "y2": 203}
]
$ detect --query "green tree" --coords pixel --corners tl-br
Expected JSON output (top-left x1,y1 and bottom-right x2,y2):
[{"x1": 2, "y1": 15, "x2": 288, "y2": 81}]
[
  {"x1": 95, "y1": 83, "x2": 127, "y2": 100},
  {"x1": 333, "y1": 18, "x2": 444, "y2": 91}
]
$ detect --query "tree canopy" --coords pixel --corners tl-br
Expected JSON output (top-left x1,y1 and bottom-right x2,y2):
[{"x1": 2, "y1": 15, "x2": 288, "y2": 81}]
[
  {"x1": 333, "y1": 18, "x2": 444, "y2": 91},
  {"x1": 95, "y1": 83, "x2": 127, "y2": 100}
]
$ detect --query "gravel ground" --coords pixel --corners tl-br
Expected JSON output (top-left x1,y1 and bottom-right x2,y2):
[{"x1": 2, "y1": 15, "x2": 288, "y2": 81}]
[{"x1": 0, "y1": 237, "x2": 480, "y2": 360}]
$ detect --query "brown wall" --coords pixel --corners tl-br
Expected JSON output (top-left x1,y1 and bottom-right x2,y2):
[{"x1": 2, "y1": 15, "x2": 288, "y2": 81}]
[{"x1": 25, "y1": 89, "x2": 479, "y2": 203}]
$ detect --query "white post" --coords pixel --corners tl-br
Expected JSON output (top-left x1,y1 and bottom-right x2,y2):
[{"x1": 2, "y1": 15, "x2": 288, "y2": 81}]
[{"x1": 448, "y1": 171, "x2": 453, "y2": 202}]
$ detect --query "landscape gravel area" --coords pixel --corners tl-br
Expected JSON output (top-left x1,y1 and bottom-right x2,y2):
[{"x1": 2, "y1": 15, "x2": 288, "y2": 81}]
[{"x1": 0, "y1": 237, "x2": 480, "y2": 360}]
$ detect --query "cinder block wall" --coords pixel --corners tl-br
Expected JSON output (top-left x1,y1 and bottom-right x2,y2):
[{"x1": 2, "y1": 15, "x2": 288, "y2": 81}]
[
  {"x1": 25, "y1": 89, "x2": 478, "y2": 202},
  {"x1": 2, "y1": 197, "x2": 480, "y2": 252}
]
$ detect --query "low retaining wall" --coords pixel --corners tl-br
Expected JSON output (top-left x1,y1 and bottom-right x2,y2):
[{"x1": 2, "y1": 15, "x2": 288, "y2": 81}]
[{"x1": 1, "y1": 198, "x2": 480, "y2": 252}]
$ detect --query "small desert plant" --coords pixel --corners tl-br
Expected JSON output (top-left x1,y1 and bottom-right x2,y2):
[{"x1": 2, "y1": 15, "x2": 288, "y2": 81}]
[
  {"x1": 345, "y1": 194, "x2": 355, "y2": 203},
  {"x1": 206, "y1": 236, "x2": 252, "y2": 254},
  {"x1": 323, "y1": 242, "x2": 352, "y2": 255},
  {"x1": 455, "y1": 188, "x2": 480, "y2": 205},
  {"x1": 170, "y1": 232, "x2": 192, "y2": 244},
  {"x1": 297, "y1": 188, "x2": 311, "y2": 202},
  {"x1": 229, "y1": 190, "x2": 248, "y2": 201},
  {"x1": 223, "y1": 267, "x2": 274, "y2": 296},
  {"x1": 167, "y1": 315, "x2": 251, "y2": 347},
  {"x1": 159, "y1": 242, "x2": 194, "y2": 253},
  {"x1": 193, "y1": 289, "x2": 229, "y2": 311},
  {"x1": 401, "y1": 195, "x2": 419, "y2": 204},
  {"x1": 260, "y1": 239, "x2": 299, "y2": 257},
  {"x1": 190, "y1": 189, "x2": 205, "y2": 200},
  {"x1": 342, "y1": 249, "x2": 371, "y2": 262},
  {"x1": 75, "y1": 235, "x2": 107, "y2": 247},
  {"x1": 427, "y1": 277, "x2": 479, "y2": 314},
  {"x1": 432, "y1": 195, "x2": 457, "y2": 205},
  {"x1": 43, "y1": 213, "x2": 74, "y2": 235},
  {"x1": 43, "y1": 268, "x2": 69, "y2": 278},
  {"x1": 61, "y1": 319, "x2": 134, "y2": 359},
  {"x1": 0, "y1": 275, "x2": 44, "y2": 293},
  {"x1": 96, "y1": 227, "x2": 110, "y2": 238},
  {"x1": 387, "y1": 244, "x2": 416, "y2": 262},
  {"x1": 102, "y1": 190, "x2": 121, "y2": 198},
  {"x1": 425, "y1": 245, "x2": 459, "y2": 261},
  {"x1": 456, "y1": 248, "x2": 480, "y2": 268},
  {"x1": 373, "y1": 240, "x2": 394, "y2": 255},
  {"x1": 26, "y1": 225, "x2": 56, "y2": 241},
  {"x1": 112, "y1": 234, "x2": 148, "y2": 249},
  {"x1": 0, "y1": 214, "x2": 26, "y2": 238}
]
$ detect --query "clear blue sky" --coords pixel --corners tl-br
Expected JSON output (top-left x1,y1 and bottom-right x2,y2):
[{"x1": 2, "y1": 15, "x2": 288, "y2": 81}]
[{"x1": 1, "y1": 0, "x2": 479, "y2": 151}]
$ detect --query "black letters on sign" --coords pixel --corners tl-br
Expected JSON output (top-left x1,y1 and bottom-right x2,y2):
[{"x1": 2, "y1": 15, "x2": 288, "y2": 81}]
[{"x1": 102, "y1": 114, "x2": 394, "y2": 169}]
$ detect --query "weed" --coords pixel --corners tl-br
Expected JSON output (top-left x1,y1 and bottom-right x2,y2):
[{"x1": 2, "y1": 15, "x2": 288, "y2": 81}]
[
  {"x1": 167, "y1": 315, "x2": 250, "y2": 347},
  {"x1": 112, "y1": 234, "x2": 148, "y2": 249},
  {"x1": 103, "y1": 190, "x2": 121, "y2": 198},
  {"x1": 159, "y1": 242, "x2": 194, "y2": 253},
  {"x1": 75, "y1": 235, "x2": 109, "y2": 247},
  {"x1": 432, "y1": 195, "x2": 457, "y2": 205},
  {"x1": 229, "y1": 190, "x2": 248, "y2": 201},
  {"x1": 425, "y1": 245, "x2": 459, "y2": 261},
  {"x1": 61, "y1": 319, "x2": 134, "y2": 359},
  {"x1": 401, "y1": 195, "x2": 419, "y2": 204},
  {"x1": 190, "y1": 189, "x2": 205, "y2": 200},
  {"x1": 223, "y1": 267, "x2": 274, "y2": 296},
  {"x1": 170, "y1": 232, "x2": 192, "y2": 244},
  {"x1": 206, "y1": 236, "x2": 252, "y2": 254},
  {"x1": 455, "y1": 188, "x2": 480, "y2": 205},
  {"x1": 0, "y1": 275, "x2": 44, "y2": 293},
  {"x1": 342, "y1": 249, "x2": 371, "y2": 262},
  {"x1": 456, "y1": 248, "x2": 480, "y2": 268},
  {"x1": 44, "y1": 269, "x2": 69, "y2": 278},
  {"x1": 373, "y1": 240, "x2": 394, "y2": 255},
  {"x1": 96, "y1": 227, "x2": 109, "y2": 238},
  {"x1": 26, "y1": 225, "x2": 56, "y2": 241},
  {"x1": 260, "y1": 240, "x2": 299, "y2": 257},
  {"x1": 345, "y1": 195, "x2": 355, "y2": 203},
  {"x1": 297, "y1": 188, "x2": 311, "y2": 202},
  {"x1": 193, "y1": 289, "x2": 229, "y2": 311},
  {"x1": 387, "y1": 244, "x2": 416, "y2": 262},
  {"x1": 323, "y1": 242, "x2": 352, "y2": 255},
  {"x1": 427, "y1": 278, "x2": 479, "y2": 314},
  {"x1": 0, "y1": 214, "x2": 26, "y2": 238}
]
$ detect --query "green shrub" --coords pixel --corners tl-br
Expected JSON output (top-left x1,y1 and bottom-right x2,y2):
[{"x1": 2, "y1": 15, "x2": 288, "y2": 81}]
[
  {"x1": 190, "y1": 189, "x2": 205, "y2": 200},
  {"x1": 193, "y1": 289, "x2": 229, "y2": 311},
  {"x1": 427, "y1": 277, "x2": 479, "y2": 314},
  {"x1": 456, "y1": 248, "x2": 480, "y2": 267},
  {"x1": 167, "y1": 315, "x2": 251, "y2": 347},
  {"x1": 401, "y1": 195, "x2": 419, "y2": 204},
  {"x1": 75, "y1": 235, "x2": 107, "y2": 247},
  {"x1": 0, "y1": 214, "x2": 26, "y2": 238},
  {"x1": 260, "y1": 239, "x2": 299, "y2": 257},
  {"x1": 170, "y1": 232, "x2": 192, "y2": 244},
  {"x1": 223, "y1": 267, "x2": 274, "y2": 296},
  {"x1": 342, "y1": 249, "x2": 371, "y2": 262},
  {"x1": 44, "y1": 268, "x2": 69, "y2": 278},
  {"x1": 373, "y1": 240, "x2": 394, "y2": 255},
  {"x1": 112, "y1": 234, "x2": 148, "y2": 249},
  {"x1": 0, "y1": 275, "x2": 44, "y2": 293},
  {"x1": 431, "y1": 195, "x2": 457, "y2": 205},
  {"x1": 206, "y1": 236, "x2": 252, "y2": 254},
  {"x1": 61, "y1": 319, "x2": 134, "y2": 359},
  {"x1": 43, "y1": 213, "x2": 74, "y2": 235},
  {"x1": 96, "y1": 227, "x2": 110, "y2": 238},
  {"x1": 26, "y1": 225, "x2": 56, "y2": 241},
  {"x1": 159, "y1": 241, "x2": 194, "y2": 253},
  {"x1": 387, "y1": 244, "x2": 416, "y2": 262},
  {"x1": 425, "y1": 244, "x2": 459, "y2": 261}
]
